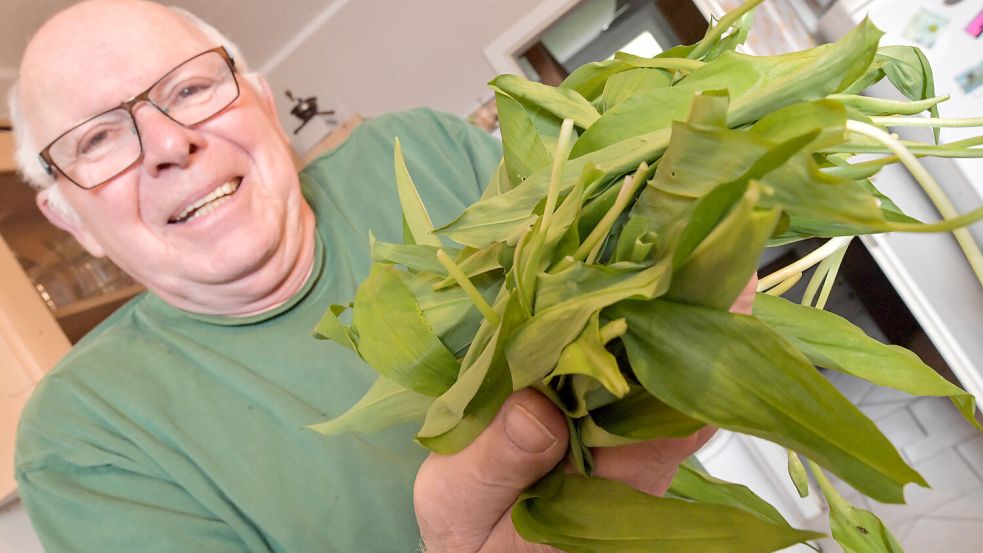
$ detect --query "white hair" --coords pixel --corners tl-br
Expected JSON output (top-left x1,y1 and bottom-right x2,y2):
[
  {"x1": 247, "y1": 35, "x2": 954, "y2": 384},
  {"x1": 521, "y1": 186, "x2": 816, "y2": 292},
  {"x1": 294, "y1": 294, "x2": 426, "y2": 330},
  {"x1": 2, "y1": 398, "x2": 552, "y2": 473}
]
[{"x1": 6, "y1": 3, "x2": 258, "y2": 222}]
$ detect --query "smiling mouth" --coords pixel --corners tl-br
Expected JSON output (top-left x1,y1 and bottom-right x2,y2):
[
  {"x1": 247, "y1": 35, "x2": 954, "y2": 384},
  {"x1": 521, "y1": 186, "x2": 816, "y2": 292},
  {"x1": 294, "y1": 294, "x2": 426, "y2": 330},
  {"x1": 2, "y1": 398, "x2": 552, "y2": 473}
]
[{"x1": 169, "y1": 177, "x2": 243, "y2": 224}]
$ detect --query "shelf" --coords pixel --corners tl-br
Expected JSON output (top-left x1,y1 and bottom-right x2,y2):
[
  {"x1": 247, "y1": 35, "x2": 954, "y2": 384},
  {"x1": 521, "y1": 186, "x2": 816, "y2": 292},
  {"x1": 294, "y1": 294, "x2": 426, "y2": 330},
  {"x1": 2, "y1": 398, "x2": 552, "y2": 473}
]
[
  {"x1": 53, "y1": 284, "x2": 144, "y2": 343},
  {"x1": 52, "y1": 284, "x2": 144, "y2": 320},
  {"x1": 2, "y1": 169, "x2": 143, "y2": 344}
]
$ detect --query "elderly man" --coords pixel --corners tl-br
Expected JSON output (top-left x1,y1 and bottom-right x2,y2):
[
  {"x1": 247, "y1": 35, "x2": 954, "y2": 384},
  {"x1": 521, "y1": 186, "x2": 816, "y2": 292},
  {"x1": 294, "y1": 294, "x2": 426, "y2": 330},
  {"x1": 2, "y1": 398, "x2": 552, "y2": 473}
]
[{"x1": 11, "y1": 1, "x2": 744, "y2": 551}]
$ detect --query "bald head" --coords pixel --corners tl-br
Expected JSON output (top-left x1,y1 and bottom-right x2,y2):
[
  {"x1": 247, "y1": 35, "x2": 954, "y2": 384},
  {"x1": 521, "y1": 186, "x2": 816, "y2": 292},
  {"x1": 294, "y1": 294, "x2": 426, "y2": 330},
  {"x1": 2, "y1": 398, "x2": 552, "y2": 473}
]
[
  {"x1": 21, "y1": 1, "x2": 214, "y2": 148},
  {"x1": 10, "y1": 1, "x2": 251, "y2": 190},
  {"x1": 9, "y1": 0, "x2": 313, "y2": 316}
]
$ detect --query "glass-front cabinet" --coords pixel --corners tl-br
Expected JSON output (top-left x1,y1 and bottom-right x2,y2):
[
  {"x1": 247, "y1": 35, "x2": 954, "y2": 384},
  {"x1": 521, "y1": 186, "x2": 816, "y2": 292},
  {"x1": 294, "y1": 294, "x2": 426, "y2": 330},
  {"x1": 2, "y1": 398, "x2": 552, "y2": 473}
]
[{"x1": 0, "y1": 125, "x2": 141, "y2": 505}]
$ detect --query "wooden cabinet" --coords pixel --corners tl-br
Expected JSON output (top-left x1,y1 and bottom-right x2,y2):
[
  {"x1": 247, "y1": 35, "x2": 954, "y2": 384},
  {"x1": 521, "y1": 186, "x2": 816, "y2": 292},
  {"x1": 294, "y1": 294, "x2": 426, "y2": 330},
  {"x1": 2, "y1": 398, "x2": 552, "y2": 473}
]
[
  {"x1": 0, "y1": 129, "x2": 141, "y2": 505},
  {"x1": 0, "y1": 234, "x2": 72, "y2": 505},
  {"x1": 0, "y1": 170, "x2": 144, "y2": 343}
]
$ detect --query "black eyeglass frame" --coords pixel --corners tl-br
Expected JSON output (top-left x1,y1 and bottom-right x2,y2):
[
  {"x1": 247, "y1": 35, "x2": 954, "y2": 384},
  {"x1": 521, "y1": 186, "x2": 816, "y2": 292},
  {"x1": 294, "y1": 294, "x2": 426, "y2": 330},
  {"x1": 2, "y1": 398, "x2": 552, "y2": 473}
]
[{"x1": 37, "y1": 46, "x2": 240, "y2": 190}]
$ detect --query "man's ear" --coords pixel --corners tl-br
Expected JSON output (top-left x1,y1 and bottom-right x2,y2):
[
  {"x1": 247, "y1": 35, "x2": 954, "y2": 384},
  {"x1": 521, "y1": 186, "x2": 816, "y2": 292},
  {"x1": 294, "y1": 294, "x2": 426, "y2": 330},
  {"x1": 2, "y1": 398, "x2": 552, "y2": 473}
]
[{"x1": 36, "y1": 186, "x2": 106, "y2": 258}]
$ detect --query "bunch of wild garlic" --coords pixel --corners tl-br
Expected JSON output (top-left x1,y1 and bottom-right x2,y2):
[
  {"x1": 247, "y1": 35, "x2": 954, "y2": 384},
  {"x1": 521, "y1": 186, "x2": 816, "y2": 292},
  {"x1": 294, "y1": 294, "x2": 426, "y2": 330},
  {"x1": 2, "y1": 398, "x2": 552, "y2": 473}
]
[{"x1": 311, "y1": 1, "x2": 983, "y2": 551}]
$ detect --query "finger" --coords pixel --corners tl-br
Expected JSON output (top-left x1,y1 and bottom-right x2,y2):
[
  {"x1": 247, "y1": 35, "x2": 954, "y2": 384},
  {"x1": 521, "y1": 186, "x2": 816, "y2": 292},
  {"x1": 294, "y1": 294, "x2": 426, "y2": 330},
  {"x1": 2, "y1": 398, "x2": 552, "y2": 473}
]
[
  {"x1": 591, "y1": 425, "x2": 717, "y2": 496},
  {"x1": 414, "y1": 389, "x2": 569, "y2": 553},
  {"x1": 730, "y1": 273, "x2": 758, "y2": 315}
]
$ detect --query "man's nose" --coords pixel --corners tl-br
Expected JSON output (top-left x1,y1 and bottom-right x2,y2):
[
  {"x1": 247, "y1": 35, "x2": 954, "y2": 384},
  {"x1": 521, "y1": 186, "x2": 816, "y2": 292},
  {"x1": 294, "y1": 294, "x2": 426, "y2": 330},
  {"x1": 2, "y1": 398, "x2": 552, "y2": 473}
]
[{"x1": 133, "y1": 102, "x2": 203, "y2": 177}]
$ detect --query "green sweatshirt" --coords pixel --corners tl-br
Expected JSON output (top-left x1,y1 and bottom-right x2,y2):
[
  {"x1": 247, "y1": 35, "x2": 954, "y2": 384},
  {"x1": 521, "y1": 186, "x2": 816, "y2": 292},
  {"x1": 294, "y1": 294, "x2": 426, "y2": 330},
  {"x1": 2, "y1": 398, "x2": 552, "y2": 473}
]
[{"x1": 15, "y1": 108, "x2": 503, "y2": 553}]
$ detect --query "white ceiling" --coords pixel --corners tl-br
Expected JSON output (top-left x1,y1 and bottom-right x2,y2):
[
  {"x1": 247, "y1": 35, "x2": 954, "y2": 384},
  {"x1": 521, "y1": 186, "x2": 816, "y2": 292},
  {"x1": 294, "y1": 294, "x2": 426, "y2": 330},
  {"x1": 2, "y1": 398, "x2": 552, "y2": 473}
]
[{"x1": 0, "y1": 0, "x2": 337, "y2": 121}]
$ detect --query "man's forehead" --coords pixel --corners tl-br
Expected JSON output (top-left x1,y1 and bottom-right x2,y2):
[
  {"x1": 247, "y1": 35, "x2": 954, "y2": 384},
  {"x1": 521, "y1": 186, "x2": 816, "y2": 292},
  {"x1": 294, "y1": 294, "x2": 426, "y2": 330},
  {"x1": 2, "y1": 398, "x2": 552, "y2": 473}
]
[{"x1": 20, "y1": 0, "x2": 213, "y2": 143}]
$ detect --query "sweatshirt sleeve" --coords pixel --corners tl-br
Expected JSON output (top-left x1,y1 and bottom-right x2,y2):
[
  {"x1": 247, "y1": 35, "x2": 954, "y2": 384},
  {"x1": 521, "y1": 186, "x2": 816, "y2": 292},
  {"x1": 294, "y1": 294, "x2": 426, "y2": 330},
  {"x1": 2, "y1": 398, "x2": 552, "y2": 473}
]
[{"x1": 17, "y1": 459, "x2": 264, "y2": 553}]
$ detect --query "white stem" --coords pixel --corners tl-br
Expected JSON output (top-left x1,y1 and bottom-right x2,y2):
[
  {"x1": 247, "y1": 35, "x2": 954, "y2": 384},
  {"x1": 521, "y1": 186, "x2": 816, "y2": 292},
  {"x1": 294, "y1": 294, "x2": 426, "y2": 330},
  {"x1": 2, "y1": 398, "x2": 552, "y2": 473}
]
[
  {"x1": 815, "y1": 245, "x2": 848, "y2": 310},
  {"x1": 757, "y1": 237, "x2": 853, "y2": 291},
  {"x1": 541, "y1": 119, "x2": 575, "y2": 233},
  {"x1": 846, "y1": 120, "x2": 983, "y2": 287},
  {"x1": 871, "y1": 116, "x2": 983, "y2": 128},
  {"x1": 763, "y1": 272, "x2": 801, "y2": 297}
]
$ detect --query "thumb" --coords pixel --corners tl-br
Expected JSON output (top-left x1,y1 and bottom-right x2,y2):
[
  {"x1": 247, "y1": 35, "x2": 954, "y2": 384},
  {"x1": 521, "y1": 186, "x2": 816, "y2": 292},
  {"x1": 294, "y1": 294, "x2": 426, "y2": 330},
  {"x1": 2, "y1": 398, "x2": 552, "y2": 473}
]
[{"x1": 414, "y1": 388, "x2": 568, "y2": 553}]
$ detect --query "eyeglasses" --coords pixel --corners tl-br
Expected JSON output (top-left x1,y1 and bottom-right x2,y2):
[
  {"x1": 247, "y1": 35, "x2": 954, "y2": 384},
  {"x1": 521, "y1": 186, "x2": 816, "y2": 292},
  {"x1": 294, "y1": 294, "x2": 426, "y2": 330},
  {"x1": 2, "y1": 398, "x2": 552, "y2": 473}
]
[{"x1": 38, "y1": 46, "x2": 240, "y2": 190}]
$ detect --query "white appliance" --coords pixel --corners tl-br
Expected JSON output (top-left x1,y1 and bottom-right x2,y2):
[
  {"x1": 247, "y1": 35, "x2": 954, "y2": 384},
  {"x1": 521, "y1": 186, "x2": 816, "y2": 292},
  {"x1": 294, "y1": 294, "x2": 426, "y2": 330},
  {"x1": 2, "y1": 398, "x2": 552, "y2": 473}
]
[{"x1": 819, "y1": 0, "x2": 983, "y2": 404}]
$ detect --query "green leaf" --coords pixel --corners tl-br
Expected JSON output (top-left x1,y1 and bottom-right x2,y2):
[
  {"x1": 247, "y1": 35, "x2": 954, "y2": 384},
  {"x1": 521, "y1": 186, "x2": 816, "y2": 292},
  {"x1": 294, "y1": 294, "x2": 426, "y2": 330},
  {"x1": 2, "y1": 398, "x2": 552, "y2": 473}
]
[
  {"x1": 312, "y1": 304, "x2": 356, "y2": 351},
  {"x1": 788, "y1": 450, "x2": 811, "y2": 498},
  {"x1": 600, "y1": 67, "x2": 672, "y2": 112},
  {"x1": 685, "y1": 89, "x2": 730, "y2": 127},
  {"x1": 560, "y1": 58, "x2": 640, "y2": 102},
  {"x1": 813, "y1": 463, "x2": 907, "y2": 553},
  {"x1": 393, "y1": 138, "x2": 442, "y2": 247},
  {"x1": 669, "y1": 461, "x2": 791, "y2": 528},
  {"x1": 433, "y1": 244, "x2": 505, "y2": 290},
  {"x1": 611, "y1": 299, "x2": 927, "y2": 504},
  {"x1": 491, "y1": 74, "x2": 600, "y2": 129},
  {"x1": 830, "y1": 503, "x2": 906, "y2": 553},
  {"x1": 416, "y1": 292, "x2": 522, "y2": 454},
  {"x1": 405, "y1": 272, "x2": 497, "y2": 357},
  {"x1": 512, "y1": 164, "x2": 591, "y2": 316},
  {"x1": 753, "y1": 293, "x2": 983, "y2": 431},
  {"x1": 479, "y1": 158, "x2": 513, "y2": 200},
  {"x1": 570, "y1": 86, "x2": 701, "y2": 158},
  {"x1": 613, "y1": 215, "x2": 655, "y2": 263},
  {"x1": 570, "y1": 18, "x2": 883, "y2": 156},
  {"x1": 671, "y1": 179, "x2": 750, "y2": 269},
  {"x1": 352, "y1": 264, "x2": 459, "y2": 396},
  {"x1": 635, "y1": 99, "x2": 885, "y2": 236},
  {"x1": 876, "y1": 45, "x2": 940, "y2": 142},
  {"x1": 307, "y1": 376, "x2": 433, "y2": 436},
  {"x1": 513, "y1": 468, "x2": 823, "y2": 553},
  {"x1": 560, "y1": 57, "x2": 697, "y2": 102},
  {"x1": 638, "y1": 137, "x2": 882, "y2": 253},
  {"x1": 667, "y1": 182, "x2": 781, "y2": 310},
  {"x1": 564, "y1": 414, "x2": 594, "y2": 476},
  {"x1": 546, "y1": 312, "x2": 630, "y2": 399},
  {"x1": 827, "y1": 93, "x2": 947, "y2": 116},
  {"x1": 749, "y1": 100, "x2": 849, "y2": 150},
  {"x1": 702, "y1": 11, "x2": 754, "y2": 62},
  {"x1": 437, "y1": 128, "x2": 671, "y2": 249},
  {"x1": 552, "y1": 374, "x2": 605, "y2": 419},
  {"x1": 857, "y1": 179, "x2": 919, "y2": 224},
  {"x1": 580, "y1": 390, "x2": 705, "y2": 447},
  {"x1": 507, "y1": 258, "x2": 673, "y2": 389},
  {"x1": 726, "y1": 18, "x2": 884, "y2": 125},
  {"x1": 370, "y1": 238, "x2": 446, "y2": 274},
  {"x1": 688, "y1": 0, "x2": 764, "y2": 60},
  {"x1": 493, "y1": 90, "x2": 553, "y2": 188}
]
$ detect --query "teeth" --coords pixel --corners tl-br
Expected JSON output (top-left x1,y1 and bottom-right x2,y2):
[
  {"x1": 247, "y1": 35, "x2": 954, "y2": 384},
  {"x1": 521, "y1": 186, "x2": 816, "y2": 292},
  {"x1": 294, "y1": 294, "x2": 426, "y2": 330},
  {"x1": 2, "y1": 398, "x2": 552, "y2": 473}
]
[
  {"x1": 171, "y1": 178, "x2": 241, "y2": 223},
  {"x1": 184, "y1": 194, "x2": 232, "y2": 223}
]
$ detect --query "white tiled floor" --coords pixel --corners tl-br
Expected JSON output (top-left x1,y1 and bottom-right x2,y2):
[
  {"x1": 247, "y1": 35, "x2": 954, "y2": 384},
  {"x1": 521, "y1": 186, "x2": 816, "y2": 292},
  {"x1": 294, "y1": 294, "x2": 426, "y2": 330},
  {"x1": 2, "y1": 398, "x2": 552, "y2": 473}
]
[
  {"x1": 808, "y1": 371, "x2": 983, "y2": 552},
  {"x1": 755, "y1": 244, "x2": 983, "y2": 552}
]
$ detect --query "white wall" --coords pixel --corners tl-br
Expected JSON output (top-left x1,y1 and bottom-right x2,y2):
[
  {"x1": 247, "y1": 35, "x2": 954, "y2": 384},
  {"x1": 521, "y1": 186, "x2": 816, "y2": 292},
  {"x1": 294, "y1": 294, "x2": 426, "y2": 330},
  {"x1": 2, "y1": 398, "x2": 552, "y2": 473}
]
[
  {"x1": 266, "y1": 0, "x2": 541, "y2": 129},
  {"x1": 0, "y1": 500, "x2": 44, "y2": 553}
]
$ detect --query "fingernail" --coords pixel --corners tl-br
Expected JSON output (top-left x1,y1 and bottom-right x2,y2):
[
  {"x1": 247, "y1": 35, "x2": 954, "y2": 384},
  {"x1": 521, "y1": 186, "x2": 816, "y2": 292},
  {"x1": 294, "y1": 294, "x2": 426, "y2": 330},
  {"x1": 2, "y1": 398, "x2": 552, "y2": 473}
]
[{"x1": 504, "y1": 404, "x2": 557, "y2": 453}]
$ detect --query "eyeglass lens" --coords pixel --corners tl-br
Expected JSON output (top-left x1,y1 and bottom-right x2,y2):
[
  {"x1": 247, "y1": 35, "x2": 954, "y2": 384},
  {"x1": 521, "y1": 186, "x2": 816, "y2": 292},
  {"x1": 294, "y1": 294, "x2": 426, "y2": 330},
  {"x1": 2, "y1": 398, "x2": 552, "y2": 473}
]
[{"x1": 47, "y1": 49, "x2": 238, "y2": 189}]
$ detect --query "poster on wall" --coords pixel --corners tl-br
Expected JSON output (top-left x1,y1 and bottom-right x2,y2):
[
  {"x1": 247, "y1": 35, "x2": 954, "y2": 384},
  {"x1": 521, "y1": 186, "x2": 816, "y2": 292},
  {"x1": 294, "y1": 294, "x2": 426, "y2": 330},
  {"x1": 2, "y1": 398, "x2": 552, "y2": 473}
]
[
  {"x1": 902, "y1": 7, "x2": 950, "y2": 48},
  {"x1": 955, "y1": 58, "x2": 983, "y2": 95},
  {"x1": 967, "y1": 7, "x2": 983, "y2": 38}
]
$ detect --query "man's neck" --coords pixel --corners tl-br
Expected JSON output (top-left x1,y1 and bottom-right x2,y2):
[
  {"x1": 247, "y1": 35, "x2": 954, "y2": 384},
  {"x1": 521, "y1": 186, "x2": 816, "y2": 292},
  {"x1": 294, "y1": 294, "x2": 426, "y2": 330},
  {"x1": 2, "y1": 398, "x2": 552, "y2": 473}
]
[{"x1": 153, "y1": 201, "x2": 319, "y2": 318}]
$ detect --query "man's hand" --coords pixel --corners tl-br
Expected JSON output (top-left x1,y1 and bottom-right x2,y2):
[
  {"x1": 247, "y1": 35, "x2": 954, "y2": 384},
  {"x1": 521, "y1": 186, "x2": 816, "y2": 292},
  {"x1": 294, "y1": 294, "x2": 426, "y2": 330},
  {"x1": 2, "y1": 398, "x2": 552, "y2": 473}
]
[
  {"x1": 414, "y1": 275, "x2": 758, "y2": 552},
  {"x1": 414, "y1": 389, "x2": 568, "y2": 552}
]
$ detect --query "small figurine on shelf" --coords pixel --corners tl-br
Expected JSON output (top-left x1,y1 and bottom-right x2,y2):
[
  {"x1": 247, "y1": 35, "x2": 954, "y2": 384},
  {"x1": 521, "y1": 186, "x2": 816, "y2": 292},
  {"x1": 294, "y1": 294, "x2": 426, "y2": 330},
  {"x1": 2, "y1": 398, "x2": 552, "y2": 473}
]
[{"x1": 284, "y1": 90, "x2": 335, "y2": 135}]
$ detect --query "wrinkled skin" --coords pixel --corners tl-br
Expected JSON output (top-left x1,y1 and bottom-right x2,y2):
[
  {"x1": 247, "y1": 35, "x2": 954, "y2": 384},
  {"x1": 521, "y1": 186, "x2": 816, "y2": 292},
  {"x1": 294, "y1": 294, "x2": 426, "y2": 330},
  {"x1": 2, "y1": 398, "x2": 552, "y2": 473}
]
[{"x1": 21, "y1": 0, "x2": 315, "y2": 316}]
